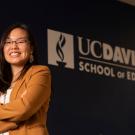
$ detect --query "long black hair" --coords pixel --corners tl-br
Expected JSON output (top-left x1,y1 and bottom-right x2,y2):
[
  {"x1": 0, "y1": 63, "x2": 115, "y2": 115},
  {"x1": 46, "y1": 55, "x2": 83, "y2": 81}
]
[{"x1": 0, "y1": 23, "x2": 38, "y2": 93}]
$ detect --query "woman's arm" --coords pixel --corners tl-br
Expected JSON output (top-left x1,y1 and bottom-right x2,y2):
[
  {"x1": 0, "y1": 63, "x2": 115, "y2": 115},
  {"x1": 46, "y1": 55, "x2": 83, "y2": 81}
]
[
  {"x1": 0, "y1": 66, "x2": 51, "y2": 122},
  {"x1": 0, "y1": 121, "x2": 18, "y2": 133}
]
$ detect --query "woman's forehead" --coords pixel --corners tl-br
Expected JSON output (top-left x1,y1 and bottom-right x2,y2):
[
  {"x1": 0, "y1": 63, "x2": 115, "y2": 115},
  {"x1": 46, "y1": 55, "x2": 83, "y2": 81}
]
[{"x1": 8, "y1": 28, "x2": 28, "y2": 39}]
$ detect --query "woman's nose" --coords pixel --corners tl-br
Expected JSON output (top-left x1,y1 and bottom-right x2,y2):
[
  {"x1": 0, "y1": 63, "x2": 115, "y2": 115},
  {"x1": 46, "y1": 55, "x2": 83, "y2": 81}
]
[{"x1": 11, "y1": 42, "x2": 19, "y2": 49}]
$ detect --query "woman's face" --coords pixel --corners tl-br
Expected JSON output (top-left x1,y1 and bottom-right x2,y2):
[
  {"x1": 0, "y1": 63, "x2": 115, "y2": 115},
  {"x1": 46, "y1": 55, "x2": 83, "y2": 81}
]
[{"x1": 3, "y1": 28, "x2": 32, "y2": 67}]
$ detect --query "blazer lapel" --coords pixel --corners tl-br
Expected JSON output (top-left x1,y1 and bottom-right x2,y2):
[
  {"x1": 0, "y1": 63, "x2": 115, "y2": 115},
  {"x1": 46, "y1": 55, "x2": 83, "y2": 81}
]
[
  {"x1": 10, "y1": 66, "x2": 33, "y2": 101},
  {"x1": 10, "y1": 78, "x2": 25, "y2": 101}
]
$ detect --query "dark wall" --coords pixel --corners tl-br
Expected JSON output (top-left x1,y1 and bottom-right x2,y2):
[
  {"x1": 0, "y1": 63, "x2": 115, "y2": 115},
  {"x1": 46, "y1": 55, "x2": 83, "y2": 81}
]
[{"x1": 1, "y1": 1, "x2": 135, "y2": 135}]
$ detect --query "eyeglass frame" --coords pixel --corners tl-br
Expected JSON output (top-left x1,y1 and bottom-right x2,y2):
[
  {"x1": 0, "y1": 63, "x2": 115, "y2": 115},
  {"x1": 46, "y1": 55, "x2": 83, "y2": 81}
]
[{"x1": 4, "y1": 37, "x2": 30, "y2": 46}]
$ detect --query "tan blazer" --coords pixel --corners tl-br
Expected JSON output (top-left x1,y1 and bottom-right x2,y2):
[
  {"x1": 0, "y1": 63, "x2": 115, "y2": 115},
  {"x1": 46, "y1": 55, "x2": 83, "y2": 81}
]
[{"x1": 0, "y1": 65, "x2": 51, "y2": 135}]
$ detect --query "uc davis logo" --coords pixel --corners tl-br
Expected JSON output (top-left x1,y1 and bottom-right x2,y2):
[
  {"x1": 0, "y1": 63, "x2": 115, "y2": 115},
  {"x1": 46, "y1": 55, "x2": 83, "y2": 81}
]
[{"x1": 47, "y1": 29, "x2": 74, "y2": 69}]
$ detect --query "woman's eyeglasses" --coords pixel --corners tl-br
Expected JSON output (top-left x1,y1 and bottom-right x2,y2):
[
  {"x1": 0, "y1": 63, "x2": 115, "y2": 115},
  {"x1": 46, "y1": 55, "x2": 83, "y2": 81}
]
[{"x1": 4, "y1": 38, "x2": 29, "y2": 46}]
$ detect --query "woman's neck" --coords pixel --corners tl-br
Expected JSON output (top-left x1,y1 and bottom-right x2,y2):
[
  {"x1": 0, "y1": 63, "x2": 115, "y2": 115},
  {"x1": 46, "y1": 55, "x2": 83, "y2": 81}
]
[{"x1": 11, "y1": 65, "x2": 24, "y2": 82}]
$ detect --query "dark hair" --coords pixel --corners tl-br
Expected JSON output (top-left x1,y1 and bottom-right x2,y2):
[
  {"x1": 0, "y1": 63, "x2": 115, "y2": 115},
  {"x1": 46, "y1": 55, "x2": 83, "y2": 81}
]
[{"x1": 0, "y1": 23, "x2": 38, "y2": 93}]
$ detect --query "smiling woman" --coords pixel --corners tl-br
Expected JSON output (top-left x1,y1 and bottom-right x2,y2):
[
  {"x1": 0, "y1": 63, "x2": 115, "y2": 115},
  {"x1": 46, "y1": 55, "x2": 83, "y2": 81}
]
[
  {"x1": 0, "y1": 23, "x2": 51, "y2": 135},
  {"x1": 4, "y1": 28, "x2": 32, "y2": 69}
]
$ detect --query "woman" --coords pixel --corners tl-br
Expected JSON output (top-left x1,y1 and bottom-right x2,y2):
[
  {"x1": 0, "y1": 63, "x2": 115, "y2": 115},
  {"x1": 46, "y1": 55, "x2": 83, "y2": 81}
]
[{"x1": 0, "y1": 23, "x2": 51, "y2": 135}]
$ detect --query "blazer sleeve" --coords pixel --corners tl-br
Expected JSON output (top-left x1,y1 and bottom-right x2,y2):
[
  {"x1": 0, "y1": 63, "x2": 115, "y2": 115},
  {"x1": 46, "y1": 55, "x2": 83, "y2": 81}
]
[
  {"x1": 0, "y1": 121, "x2": 18, "y2": 133},
  {"x1": 0, "y1": 66, "x2": 51, "y2": 122}
]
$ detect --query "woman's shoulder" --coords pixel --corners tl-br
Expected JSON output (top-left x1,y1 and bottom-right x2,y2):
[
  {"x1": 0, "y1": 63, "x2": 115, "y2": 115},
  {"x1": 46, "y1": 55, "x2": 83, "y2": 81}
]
[
  {"x1": 31, "y1": 65, "x2": 50, "y2": 70},
  {"x1": 23, "y1": 65, "x2": 51, "y2": 82},
  {"x1": 28, "y1": 65, "x2": 51, "y2": 74}
]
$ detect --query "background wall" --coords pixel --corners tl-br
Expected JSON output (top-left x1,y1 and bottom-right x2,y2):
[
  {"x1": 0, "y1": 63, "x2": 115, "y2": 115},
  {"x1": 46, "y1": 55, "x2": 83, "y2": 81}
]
[{"x1": 0, "y1": 1, "x2": 135, "y2": 135}]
